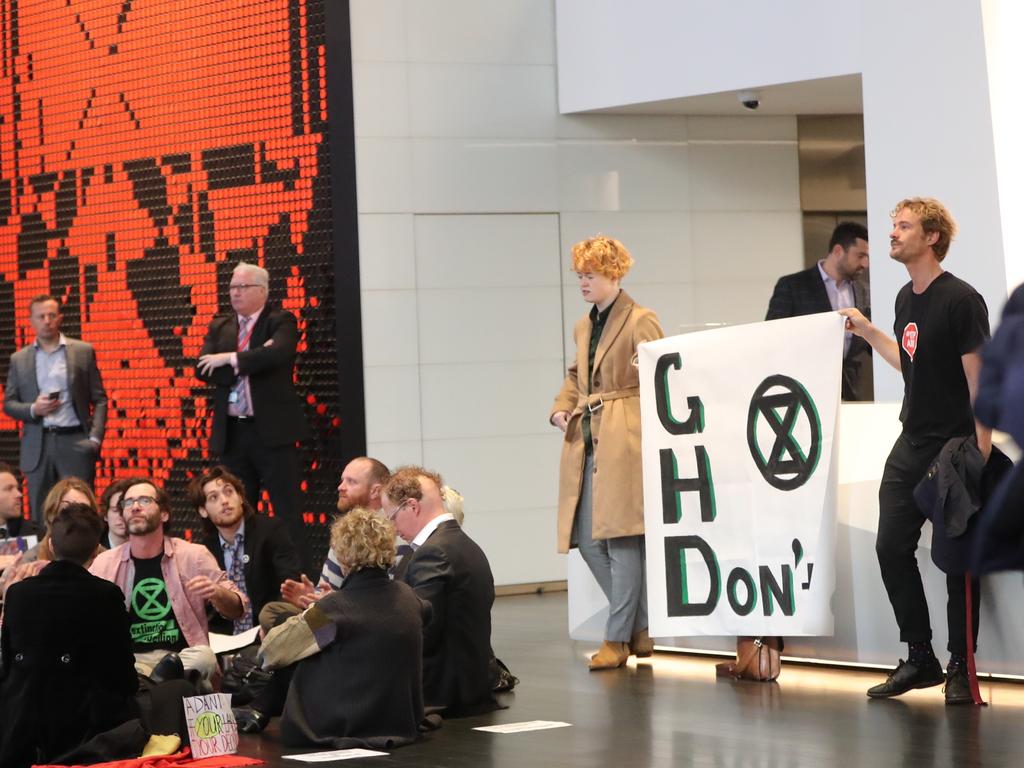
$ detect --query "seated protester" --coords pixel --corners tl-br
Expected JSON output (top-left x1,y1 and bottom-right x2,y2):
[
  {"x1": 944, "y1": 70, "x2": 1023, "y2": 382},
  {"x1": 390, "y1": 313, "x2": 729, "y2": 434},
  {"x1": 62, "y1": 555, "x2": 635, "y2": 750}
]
[
  {"x1": 0, "y1": 477, "x2": 100, "y2": 596},
  {"x1": 100, "y1": 477, "x2": 132, "y2": 549},
  {"x1": 190, "y1": 466, "x2": 302, "y2": 635},
  {"x1": 90, "y1": 478, "x2": 248, "y2": 684},
  {"x1": 440, "y1": 485, "x2": 464, "y2": 526},
  {"x1": 263, "y1": 457, "x2": 390, "y2": 629},
  {"x1": 236, "y1": 508, "x2": 429, "y2": 748},
  {"x1": 385, "y1": 466, "x2": 499, "y2": 716},
  {"x1": 0, "y1": 462, "x2": 39, "y2": 541},
  {"x1": 0, "y1": 504, "x2": 141, "y2": 765}
]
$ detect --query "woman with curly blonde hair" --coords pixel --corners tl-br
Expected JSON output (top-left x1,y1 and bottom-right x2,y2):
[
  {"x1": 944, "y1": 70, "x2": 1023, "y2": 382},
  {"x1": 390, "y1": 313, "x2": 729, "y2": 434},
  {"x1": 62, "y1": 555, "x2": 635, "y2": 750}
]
[
  {"x1": 252, "y1": 507, "x2": 430, "y2": 748},
  {"x1": 550, "y1": 235, "x2": 664, "y2": 670}
]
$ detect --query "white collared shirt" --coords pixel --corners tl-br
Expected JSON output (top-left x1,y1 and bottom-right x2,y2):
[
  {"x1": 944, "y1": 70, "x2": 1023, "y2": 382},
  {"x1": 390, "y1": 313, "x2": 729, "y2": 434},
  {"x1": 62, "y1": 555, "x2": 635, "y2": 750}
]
[{"x1": 411, "y1": 512, "x2": 456, "y2": 548}]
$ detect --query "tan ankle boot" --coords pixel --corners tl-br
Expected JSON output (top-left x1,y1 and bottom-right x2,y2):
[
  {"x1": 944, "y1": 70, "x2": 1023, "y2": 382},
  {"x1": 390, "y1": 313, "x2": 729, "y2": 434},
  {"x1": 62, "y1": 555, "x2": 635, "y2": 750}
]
[
  {"x1": 589, "y1": 641, "x2": 631, "y2": 670},
  {"x1": 630, "y1": 627, "x2": 654, "y2": 658}
]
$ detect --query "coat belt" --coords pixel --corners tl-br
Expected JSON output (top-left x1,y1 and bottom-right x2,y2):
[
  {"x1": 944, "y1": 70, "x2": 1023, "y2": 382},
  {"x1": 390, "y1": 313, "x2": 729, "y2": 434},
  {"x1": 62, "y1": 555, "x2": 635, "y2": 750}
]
[{"x1": 570, "y1": 387, "x2": 640, "y2": 418}]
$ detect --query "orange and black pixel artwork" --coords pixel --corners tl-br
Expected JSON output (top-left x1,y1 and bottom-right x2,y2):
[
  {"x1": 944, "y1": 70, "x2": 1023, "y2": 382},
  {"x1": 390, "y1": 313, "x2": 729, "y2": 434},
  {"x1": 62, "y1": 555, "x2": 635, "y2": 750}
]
[{"x1": 0, "y1": 0, "x2": 347, "y2": 542}]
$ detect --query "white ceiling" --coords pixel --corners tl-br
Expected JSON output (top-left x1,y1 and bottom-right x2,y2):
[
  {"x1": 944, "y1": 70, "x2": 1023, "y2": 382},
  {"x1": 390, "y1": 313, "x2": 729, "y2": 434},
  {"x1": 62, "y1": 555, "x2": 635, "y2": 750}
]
[{"x1": 587, "y1": 74, "x2": 863, "y2": 116}]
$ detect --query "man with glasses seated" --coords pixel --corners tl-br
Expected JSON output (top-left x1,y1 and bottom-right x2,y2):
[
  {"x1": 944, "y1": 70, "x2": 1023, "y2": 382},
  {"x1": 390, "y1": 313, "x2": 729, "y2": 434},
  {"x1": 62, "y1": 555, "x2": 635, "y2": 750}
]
[
  {"x1": 90, "y1": 478, "x2": 248, "y2": 685},
  {"x1": 195, "y1": 260, "x2": 311, "y2": 573}
]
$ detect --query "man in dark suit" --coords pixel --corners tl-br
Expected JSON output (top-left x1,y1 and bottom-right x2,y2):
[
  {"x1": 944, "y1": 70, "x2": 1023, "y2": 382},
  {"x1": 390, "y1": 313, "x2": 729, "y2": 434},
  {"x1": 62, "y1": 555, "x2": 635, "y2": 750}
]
[
  {"x1": 385, "y1": 466, "x2": 497, "y2": 716},
  {"x1": 3, "y1": 295, "x2": 108, "y2": 525},
  {"x1": 766, "y1": 222, "x2": 873, "y2": 401},
  {"x1": 191, "y1": 465, "x2": 302, "y2": 634},
  {"x1": 196, "y1": 262, "x2": 311, "y2": 569}
]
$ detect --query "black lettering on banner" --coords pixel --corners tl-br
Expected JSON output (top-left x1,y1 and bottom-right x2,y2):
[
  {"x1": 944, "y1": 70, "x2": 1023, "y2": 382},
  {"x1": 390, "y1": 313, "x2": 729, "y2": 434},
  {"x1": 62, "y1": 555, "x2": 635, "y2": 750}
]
[
  {"x1": 664, "y1": 536, "x2": 720, "y2": 617},
  {"x1": 654, "y1": 352, "x2": 705, "y2": 435},
  {"x1": 759, "y1": 564, "x2": 795, "y2": 616},
  {"x1": 660, "y1": 446, "x2": 716, "y2": 524},
  {"x1": 726, "y1": 567, "x2": 758, "y2": 616}
]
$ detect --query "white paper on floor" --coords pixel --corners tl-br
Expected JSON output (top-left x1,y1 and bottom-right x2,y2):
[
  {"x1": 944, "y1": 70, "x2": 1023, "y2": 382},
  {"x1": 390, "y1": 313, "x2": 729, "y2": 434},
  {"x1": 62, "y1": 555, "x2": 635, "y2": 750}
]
[
  {"x1": 283, "y1": 748, "x2": 389, "y2": 762},
  {"x1": 473, "y1": 721, "x2": 572, "y2": 734}
]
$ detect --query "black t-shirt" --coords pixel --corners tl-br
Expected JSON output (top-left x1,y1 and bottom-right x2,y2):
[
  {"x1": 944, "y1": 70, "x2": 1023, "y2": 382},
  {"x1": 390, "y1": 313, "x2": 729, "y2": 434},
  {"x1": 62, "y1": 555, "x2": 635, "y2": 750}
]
[
  {"x1": 894, "y1": 271, "x2": 989, "y2": 439},
  {"x1": 127, "y1": 554, "x2": 186, "y2": 653}
]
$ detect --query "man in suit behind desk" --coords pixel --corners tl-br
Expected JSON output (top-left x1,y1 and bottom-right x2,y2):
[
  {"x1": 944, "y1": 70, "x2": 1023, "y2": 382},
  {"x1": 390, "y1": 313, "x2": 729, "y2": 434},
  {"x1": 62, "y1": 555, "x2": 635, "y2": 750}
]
[
  {"x1": 385, "y1": 466, "x2": 498, "y2": 717},
  {"x1": 766, "y1": 222, "x2": 873, "y2": 401},
  {"x1": 196, "y1": 261, "x2": 311, "y2": 571},
  {"x1": 3, "y1": 295, "x2": 107, "y2": 525}
]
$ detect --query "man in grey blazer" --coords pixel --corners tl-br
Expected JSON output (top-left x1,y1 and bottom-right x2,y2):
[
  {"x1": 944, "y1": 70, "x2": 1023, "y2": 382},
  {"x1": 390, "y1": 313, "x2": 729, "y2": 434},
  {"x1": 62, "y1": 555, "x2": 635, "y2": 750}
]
[{"x1": 3, "y1": 295, "x2": 107, "y2": 525}]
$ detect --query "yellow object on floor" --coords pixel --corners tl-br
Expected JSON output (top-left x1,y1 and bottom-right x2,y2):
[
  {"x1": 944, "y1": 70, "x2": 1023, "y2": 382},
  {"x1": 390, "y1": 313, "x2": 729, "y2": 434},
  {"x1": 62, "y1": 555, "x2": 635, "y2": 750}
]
[{"x1": 141, "y1": 734, "x2": 181, "y2": 757}]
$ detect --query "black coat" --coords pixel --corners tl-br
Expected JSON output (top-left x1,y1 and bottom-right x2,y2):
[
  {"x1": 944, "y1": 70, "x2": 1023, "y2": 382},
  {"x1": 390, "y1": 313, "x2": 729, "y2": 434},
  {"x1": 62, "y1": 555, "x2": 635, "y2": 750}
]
[
  {"x1": 394, "y1": 520, "x2": 497, "y2": 716},
  {"x1": 203, "y1": 513, "x2": 302, "y2": 634},
  {"x1": 0, "y1": 561, "x2": 139, "y2": 768},
  {"x1": 280, "y1": 568, "x2": 429, "y2": 749},
  {"x1": 196, "y1": 303, "x2": 310, "y2": 455},
  {"x1": 766, "y1": 265, "x2": 874, "y2": 401}
]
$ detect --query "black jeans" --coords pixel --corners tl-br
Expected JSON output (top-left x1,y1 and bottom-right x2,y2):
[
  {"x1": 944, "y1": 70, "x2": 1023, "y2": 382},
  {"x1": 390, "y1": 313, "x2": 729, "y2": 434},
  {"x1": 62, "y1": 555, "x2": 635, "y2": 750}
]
[{"x1": 877, "y1": 433, "x2": 981, "y2": 656}]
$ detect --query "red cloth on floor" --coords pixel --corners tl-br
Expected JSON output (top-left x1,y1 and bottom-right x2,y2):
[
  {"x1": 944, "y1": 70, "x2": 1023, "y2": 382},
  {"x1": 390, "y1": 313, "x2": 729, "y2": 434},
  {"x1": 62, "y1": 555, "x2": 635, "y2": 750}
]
[{"x1": 34, "y1": 747, "x2": 264, "y2": 768}]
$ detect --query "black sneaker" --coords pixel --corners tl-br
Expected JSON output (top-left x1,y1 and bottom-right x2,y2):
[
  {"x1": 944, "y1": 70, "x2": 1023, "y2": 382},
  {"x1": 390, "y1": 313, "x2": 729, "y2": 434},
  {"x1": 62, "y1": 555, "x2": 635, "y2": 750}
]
[
  {"x1": 233, "y1": 706, "x2": 271, "y2": 734},
  {"x1": 944, "y1": 664, "x2": 973, "y2": 705},
  {"x1": 867, "y1": 658, "x2": 945, "y2": 698}
]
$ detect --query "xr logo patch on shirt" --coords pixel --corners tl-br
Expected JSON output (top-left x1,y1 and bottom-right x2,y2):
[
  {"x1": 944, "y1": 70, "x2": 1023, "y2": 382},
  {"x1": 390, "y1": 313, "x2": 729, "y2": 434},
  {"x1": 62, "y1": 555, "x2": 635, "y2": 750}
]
[
  {"x1": 901, "y1": 322, "x2": 919, "y2": 361},
  {"x1": 130, "y1": 577, "x2": 181, "y2": 646}
]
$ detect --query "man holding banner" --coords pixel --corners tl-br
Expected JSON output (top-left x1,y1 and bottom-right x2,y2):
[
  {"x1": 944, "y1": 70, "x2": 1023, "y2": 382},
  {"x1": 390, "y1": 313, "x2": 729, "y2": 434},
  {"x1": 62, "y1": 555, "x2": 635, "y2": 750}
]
[
  {"x1": 841, "y1": 197, "x2": 990, "y2": 704},
  {"x1": 551, "y1": 235, "x2": 664, "y2": 670}
]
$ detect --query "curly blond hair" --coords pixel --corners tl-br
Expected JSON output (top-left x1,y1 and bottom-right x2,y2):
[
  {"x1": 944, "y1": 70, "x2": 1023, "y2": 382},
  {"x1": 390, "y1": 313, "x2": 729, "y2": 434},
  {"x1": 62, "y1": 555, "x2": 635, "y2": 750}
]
[
  {"x1": 329, "y1": 506, "x2": 396, "y2": 572},
  {"x1": 571, "y1": 235, "x2": 634, "y2": 280},
  {"x1": 892, "y1": 197, "x2": 957, "y2": 260}
]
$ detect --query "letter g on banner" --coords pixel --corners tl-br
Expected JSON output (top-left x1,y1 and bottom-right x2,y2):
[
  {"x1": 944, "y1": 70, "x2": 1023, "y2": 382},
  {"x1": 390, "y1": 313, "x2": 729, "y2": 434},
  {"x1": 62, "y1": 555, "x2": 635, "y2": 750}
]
[{"x1": 746, "y1": 374, "x2": 821, "y2": 491}]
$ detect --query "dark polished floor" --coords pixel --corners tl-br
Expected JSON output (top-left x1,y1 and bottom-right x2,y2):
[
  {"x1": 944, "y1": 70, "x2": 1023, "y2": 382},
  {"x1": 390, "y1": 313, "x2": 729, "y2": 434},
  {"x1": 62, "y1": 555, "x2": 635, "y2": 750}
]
[{"x1": 237, "y1": 591, "x2": 1024, "y2": 768}]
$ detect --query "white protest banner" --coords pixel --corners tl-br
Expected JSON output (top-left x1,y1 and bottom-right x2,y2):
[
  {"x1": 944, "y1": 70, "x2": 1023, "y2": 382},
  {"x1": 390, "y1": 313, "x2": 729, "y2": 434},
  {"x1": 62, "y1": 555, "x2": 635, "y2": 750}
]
[
  {"x1": 639, "y1": 313, "x2": 843, "y2": 637},
  {"x1": 183, "y1": 693, "x2": 238, "y2": 758}
]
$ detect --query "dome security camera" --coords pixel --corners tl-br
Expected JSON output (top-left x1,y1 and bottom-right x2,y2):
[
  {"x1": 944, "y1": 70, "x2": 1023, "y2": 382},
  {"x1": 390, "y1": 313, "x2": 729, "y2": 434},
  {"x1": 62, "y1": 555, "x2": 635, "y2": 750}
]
[{"x1": 738, "y1": 90, "x2": 760, "y2": 110}]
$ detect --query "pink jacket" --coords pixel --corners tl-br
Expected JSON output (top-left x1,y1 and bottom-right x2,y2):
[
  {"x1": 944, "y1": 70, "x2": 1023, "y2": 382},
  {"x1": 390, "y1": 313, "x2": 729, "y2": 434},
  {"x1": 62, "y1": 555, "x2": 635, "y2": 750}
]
[{"x1": 89, "y1": 537, "x2": 248, "y2": 648}]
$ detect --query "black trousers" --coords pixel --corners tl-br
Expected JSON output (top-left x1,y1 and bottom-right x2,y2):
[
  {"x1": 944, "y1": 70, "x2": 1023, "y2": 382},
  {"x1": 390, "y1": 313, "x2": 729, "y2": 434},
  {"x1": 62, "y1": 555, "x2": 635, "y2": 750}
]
[
  {"x1": 222, "y1": 417, "x2": 311, "y2": 574},
  {"x1": 877, "y1": 433, "x2": 981, "y2": 656}
]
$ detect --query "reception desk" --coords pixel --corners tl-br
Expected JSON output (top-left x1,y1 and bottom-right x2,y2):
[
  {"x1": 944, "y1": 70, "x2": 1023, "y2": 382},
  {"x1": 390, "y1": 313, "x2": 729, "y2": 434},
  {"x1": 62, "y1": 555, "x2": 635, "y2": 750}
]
[{"x1": 568, "y1": 403, "x2": 1024, "y2": 674}]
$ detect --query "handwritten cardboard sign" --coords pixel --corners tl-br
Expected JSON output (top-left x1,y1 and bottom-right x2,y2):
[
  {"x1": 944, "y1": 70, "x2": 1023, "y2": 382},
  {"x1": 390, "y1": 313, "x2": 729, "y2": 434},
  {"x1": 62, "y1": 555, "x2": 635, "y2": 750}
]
[{"x1": 183, "y1": 693, "x2": 238, "y2": 758}]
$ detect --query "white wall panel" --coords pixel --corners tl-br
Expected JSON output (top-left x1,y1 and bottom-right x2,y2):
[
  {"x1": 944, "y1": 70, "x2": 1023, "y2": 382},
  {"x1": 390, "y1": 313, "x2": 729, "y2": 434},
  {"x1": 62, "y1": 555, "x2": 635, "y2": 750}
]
[
  {"x1": 412, "y1": 139, "x2": 559, "y2": 213},
  {"x1": 350, "y1": 0, "x2": 408, "y2": 62},
  {"x1": 354, "y1": 138, "x2": 414, "y2": 213},
  {"x1": 359, "y1": 290, "x2": 420, "y2": 367},
  {"x1": 688, "y1": 142, "x2": 800, "y2": 211},
  {"x1": 557, "y1": 142, "x2": 690, "y2": 212},
  {"x1": 415, "y1": 214, "x2": 561, "y2": 289},
  {"x1": 463, "y1": 508, "x2": 565, "y2": 585},
  {"x1": 405, "y1": 0, "x2": 555, "y2": 65},
  {"x1": 365, "y1": 440, "x2": 425, "y2": 470},
  {"x1": 690, "y1": 211, "x2": 804, "y2": 283},
  {"x1": 421, "y1": 434, "x2": 561, "y2": 513},
  {"x1": 419, "y1": 360, "x2": 565, "y2": 440},
  {"x1": 357, "y1": 214, "x2": 417, "y2": 291},
  {"x1": 417, "y1": 287, "x2": 563, "y2": 364},
  {"x1": 352, "y1": 62, "x2": 410, "y2": 137},
  {"x1": 408, "y1": 64, "x2": 558, "y2": 139},
  {"x1": 363, "y1": 365, "x2": 422, "y2": 444}
]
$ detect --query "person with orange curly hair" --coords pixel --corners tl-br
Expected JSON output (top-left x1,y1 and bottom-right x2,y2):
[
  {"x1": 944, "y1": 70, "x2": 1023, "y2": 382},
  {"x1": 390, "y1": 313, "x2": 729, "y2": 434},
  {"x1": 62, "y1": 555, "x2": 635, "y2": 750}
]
[{"x1": 550, "y1": 235, "x2": 664, "y2": 670}]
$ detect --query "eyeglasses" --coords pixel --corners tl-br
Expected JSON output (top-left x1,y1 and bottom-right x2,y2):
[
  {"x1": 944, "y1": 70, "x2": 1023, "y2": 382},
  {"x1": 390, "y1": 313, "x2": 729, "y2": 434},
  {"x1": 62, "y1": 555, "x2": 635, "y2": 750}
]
[
  {"x1": 120, "y1": 496, "x2": 156, "y2": 510},
  {"x1": 228, "y1": 283, "x2": 265, "y2": 292},
  {"x1": 385, "y1": 499, "x2": 411, "y2": 520}
]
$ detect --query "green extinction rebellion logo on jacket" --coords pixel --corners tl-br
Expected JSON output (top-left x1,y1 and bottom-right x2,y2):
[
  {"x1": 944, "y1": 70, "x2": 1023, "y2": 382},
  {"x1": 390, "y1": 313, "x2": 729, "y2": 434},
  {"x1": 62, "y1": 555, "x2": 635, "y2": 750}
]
[
  {"x1": 746, "y1": 374, "x2": 821, "y2": 491},
  {"x1": 130, "y1": 577, "x2": 181, "y2": 645}
]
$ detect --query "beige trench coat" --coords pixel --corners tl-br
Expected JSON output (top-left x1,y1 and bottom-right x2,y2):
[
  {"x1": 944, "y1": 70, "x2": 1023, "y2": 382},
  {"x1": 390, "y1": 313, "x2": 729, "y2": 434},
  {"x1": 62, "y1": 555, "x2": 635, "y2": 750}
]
[{"x1": 550, "y1": 291, "x2": 664, "y2": 553}]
